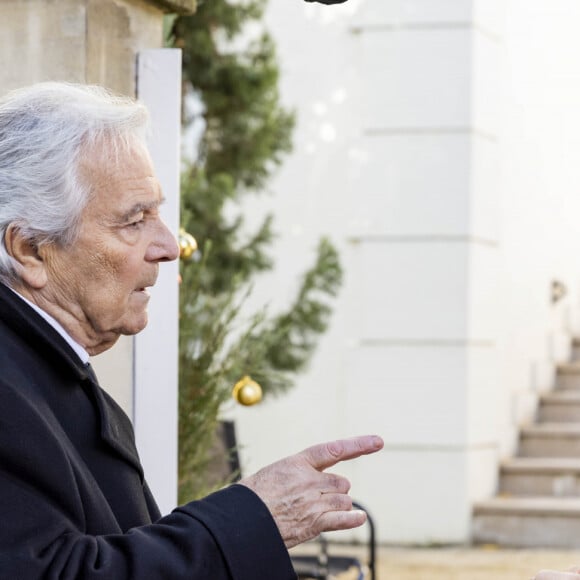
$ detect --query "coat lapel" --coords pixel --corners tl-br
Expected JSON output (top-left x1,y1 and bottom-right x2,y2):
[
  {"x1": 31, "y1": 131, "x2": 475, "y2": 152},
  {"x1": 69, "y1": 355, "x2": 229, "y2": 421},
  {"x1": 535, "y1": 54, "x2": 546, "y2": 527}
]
[{"x1": 83, "y1": 365, "x2": 145, "y2": 483}]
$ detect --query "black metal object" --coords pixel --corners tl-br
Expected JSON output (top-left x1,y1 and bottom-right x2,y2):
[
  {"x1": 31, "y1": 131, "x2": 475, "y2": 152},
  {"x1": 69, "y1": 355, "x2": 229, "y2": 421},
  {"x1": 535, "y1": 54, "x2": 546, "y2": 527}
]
[
  {"x1": 304, "y1": 0, "x2": 348, "y2": 4},
  {"x1": 219, "y1": 420, "x2": 241, "y2": 480},
  {"x1": 291, "y1": 500, "x2": 377, "y2": 580}
]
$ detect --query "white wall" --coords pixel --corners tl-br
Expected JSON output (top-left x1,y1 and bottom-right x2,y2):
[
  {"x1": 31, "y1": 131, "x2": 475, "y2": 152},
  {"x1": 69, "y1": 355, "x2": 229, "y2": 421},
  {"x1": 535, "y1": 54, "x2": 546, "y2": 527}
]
[{"x1": 230, "y1": 0, "x2": 580, "y2": 545}]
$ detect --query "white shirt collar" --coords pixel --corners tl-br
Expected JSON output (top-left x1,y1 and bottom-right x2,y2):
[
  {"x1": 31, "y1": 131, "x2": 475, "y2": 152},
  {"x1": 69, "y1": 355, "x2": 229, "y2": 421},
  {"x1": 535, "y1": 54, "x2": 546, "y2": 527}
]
[{"x1": 9, "y1": 288, "x2": 90, "y2": 365}]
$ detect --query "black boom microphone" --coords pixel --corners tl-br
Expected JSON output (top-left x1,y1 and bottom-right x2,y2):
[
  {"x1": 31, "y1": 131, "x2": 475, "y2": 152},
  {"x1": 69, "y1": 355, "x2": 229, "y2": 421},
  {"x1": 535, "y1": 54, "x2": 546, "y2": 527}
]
[{"x1": 304, "y1": 0, "x2": 348, "y2": 4}]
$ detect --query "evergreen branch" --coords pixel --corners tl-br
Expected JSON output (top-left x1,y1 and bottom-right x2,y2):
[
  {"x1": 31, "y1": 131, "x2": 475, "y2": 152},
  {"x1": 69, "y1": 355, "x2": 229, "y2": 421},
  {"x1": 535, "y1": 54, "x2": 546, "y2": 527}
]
[{"x1": 261, "y1": 238, "x2": 343, "y2": 380}]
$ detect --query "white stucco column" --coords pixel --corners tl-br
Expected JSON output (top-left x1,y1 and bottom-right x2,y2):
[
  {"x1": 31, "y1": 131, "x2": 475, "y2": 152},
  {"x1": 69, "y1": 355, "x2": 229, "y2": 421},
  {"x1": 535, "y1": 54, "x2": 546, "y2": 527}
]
[{"x1": 340, "y1": 0, "x2": 504, "y2": 543}]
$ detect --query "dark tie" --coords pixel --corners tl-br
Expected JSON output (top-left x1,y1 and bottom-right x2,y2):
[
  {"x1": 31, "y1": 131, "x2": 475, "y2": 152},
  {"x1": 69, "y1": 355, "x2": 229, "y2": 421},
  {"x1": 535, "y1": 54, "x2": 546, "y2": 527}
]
[{"x1": 85, "y1": 362, "x2": 99, "y2": 384}]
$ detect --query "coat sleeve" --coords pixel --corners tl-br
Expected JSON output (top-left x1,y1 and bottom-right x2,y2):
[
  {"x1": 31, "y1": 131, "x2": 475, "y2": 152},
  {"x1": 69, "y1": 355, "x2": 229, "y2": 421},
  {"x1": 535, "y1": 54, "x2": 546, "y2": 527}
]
[{"x1": 0, "y1": 385, "x2": 297, "y2": 579}]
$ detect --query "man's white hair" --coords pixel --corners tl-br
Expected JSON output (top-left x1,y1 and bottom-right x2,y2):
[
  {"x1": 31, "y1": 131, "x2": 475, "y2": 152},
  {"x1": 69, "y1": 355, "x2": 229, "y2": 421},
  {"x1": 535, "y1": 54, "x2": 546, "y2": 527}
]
[{"x1": 0, "y1": 81, "x2": 150, "y2": 285}]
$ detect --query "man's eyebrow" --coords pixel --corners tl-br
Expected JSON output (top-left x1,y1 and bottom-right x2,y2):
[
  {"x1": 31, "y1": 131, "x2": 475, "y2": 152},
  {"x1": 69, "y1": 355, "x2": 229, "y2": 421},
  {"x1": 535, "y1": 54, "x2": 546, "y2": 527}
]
[{"x1": 119, "y1": 198, "x2": 166, "y2": 221}]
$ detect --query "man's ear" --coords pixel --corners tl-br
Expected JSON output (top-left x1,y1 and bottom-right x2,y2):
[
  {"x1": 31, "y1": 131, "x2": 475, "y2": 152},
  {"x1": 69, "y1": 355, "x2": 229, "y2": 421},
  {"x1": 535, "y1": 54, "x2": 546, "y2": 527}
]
[{"x1": 4, "y1": 224, "x2": 48, "y2": 289}]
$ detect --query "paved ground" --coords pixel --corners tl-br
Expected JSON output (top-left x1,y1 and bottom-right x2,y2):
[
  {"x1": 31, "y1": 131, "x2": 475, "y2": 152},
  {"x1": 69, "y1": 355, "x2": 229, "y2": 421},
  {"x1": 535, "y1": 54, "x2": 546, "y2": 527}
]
[
  {"x1": 374, "y1": 546, "x2": 580, "y2": 580},
  {"x1": 291, "y1": 544, "x2": 580, "y2": 579}
]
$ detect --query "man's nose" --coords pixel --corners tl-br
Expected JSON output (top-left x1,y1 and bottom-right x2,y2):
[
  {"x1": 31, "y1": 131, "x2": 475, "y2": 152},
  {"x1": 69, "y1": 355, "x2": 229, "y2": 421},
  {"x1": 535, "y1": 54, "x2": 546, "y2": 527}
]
[{"x1": 148, "y1": 218, "x2": 180, "y2": 262}]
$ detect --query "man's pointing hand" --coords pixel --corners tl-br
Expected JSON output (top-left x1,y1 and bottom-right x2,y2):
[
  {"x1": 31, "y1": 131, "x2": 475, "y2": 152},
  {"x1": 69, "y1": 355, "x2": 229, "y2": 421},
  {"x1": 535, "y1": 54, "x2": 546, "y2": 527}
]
[{"x1": 239, "y1": 435, "x2": 384, "y2": 549}]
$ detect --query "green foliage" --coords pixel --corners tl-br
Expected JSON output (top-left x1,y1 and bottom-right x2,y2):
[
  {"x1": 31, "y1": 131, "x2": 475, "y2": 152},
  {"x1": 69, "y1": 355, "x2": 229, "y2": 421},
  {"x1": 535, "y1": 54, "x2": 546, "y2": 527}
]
[
  {"x1": 173, "y1": 0, "x2": 343, "y2": 503},
  {"x1": 172, "y1": 0, "x2": 294, "y2": 192}
]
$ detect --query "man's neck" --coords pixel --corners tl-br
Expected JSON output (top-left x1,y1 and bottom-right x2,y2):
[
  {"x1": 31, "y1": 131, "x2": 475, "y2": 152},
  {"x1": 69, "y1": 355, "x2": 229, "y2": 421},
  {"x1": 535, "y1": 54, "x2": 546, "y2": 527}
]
[{"x1": 7, "y1": 286, "x2": 90, "y2": 364}]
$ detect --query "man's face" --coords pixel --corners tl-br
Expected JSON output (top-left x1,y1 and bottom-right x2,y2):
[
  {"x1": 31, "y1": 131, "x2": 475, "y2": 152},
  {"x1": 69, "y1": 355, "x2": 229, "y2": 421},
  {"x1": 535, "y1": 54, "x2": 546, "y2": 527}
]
[{"x1": 39, "y1": 140, "x2": 179, "y2": 353}]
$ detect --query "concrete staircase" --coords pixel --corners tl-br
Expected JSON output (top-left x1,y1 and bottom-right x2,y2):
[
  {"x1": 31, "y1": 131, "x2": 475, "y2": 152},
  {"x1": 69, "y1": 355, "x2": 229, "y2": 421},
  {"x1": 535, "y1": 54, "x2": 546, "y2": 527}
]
[{"x1": 473, "y1": 340, "x2": 580, "y2": 548}]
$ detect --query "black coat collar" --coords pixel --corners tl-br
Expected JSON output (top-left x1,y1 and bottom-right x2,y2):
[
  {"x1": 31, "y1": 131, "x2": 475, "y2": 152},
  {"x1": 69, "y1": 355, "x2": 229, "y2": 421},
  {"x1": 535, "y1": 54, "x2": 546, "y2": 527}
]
[
  {"x1": 0, "y1": 282, "x2": 92, "y2": 383},
  {"x1": 0, "y1": 282, "x2": 143, "y2": 481}
]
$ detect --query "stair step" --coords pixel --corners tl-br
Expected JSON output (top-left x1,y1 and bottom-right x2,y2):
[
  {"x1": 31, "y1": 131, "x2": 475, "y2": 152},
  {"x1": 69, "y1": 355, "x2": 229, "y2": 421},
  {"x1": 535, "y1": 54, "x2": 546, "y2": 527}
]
[
  {"x1": 473, "y1": 497, "x2": 580, "y2": 548},
  {"x1": 500, "y1": 458, "x2": 580, "y2": 496},
  {"x1": 520, "y1": 423, "x2": 580, "y2": 457},
  {"x1": 556, "y1": 363, "x2": 580, "y2": 389},
  {"x1": 539, "y1": 392, "x2": 580, "y2": 422},
  {"x1": 572, "y1": 338, "x2": 580, "y2": 361},
  {"x1": 472, "y1": 342, "x2": 580, "y2": 548}
]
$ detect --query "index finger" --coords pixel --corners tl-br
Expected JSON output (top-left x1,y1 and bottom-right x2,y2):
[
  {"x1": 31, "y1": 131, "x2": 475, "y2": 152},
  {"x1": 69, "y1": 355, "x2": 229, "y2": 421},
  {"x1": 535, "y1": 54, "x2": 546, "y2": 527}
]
[{"x1": 302, "y1": 435, "x2": 384, "y2": 471}]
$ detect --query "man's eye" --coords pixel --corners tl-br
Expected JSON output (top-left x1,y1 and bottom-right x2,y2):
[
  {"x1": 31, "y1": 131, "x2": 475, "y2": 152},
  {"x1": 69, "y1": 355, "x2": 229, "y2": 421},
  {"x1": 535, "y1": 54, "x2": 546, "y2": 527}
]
[{"x1": 127, "y1": 214, "x2": 145, "y2": 228}]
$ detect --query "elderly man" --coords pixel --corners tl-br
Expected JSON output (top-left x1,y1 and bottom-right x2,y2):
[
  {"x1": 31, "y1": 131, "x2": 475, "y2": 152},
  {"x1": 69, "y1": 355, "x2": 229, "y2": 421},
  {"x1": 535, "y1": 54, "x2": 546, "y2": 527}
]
[{"x1": 0, "y1": 82, "x2": 383, "y2": 578}]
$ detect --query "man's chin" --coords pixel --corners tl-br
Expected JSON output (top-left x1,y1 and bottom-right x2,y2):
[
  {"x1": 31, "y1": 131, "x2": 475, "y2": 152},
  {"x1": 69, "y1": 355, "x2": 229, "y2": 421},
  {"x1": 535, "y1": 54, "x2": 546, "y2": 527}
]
[
  {"x1": 120, "y1": 313, "x2": 149, "y2": 337},
  {"x1": 90, "y1": 313, "x2": 149, "y2": 355},
  {"x1": 88, "y1": 319, "x2": 147, "y2": 355}
]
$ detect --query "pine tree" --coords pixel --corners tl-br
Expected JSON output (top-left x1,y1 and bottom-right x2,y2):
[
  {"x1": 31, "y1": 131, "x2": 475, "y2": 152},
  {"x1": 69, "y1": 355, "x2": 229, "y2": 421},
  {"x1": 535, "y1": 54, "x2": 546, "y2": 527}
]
[{"x1": 171, "y1": 0, "x2": 343, "y2": 503}]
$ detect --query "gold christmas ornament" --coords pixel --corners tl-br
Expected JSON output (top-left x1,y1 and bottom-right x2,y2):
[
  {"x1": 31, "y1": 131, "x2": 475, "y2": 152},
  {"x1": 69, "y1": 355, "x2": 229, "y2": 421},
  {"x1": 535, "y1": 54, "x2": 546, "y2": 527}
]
[
  {"x1": 232, "y1": 375, "x2": 263, "y2": 406},
  {"x1": 178, "y1": 228, "x2": 198, "y2": 261}
]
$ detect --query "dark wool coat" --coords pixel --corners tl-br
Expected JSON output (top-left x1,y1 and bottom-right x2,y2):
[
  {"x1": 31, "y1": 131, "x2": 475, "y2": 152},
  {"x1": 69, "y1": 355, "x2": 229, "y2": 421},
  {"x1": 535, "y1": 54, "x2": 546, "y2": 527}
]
[{"x1": 0, "y1": 283, "x2": 296, "y2": 579}]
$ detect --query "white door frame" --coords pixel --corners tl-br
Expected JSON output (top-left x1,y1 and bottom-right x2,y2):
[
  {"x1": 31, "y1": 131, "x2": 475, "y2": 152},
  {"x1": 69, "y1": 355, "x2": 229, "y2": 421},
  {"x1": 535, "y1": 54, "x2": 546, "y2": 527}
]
[{"x1": 134, "y1": 48, "x2": 182, "y2": 515}]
